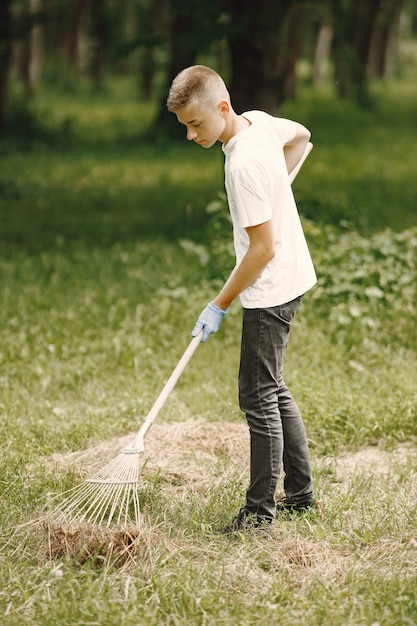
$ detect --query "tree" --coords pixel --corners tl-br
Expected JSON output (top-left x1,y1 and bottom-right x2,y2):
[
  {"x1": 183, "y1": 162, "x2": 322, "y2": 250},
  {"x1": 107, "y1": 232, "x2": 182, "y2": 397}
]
[
  {"x1": 12, "y1": 0, "x2": 44, "y2": 97},
  {"x1": 2, "y1": 0, "x2": 415, "y2": 138},
  {"x1": 88, "y1": 0, "x2": 109, "y2": 90},
  {"x1": 331, "y1": 0, "x2": 384, "y2": 103},
  {"x1": 310, "y1": 0, "x2": 334, "y2": 85},
  {"x1": 0, "y1": 0, "x2": 13, "y2": 134},
  {"x1": 226, "y1": 0, "x2": 295, "y2": 114},
  {"x1": 367, "y1": 0, "x2": 405, "y2": 79},
  {"x1": 136, "y1": 0, "x2": 167, "y2": 101},
  {"x1": 153, "y1": 0, "x2": 309, "y2": 131},
  {"x1": 64, "y1": 0, "x2": 90, "y2": 76},
  {"x1": 153, "y1": 0, "x2": 227, "y2": 138}
]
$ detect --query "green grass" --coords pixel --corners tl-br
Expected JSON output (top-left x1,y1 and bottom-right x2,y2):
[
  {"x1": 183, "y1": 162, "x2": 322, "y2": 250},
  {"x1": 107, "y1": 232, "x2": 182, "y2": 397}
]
[
  {"x1": 0, "y1": 77, "x2": 416, "y2": 625},
  {"x1": 0, "y1": 142, "x2": 224, "y2": 251}
]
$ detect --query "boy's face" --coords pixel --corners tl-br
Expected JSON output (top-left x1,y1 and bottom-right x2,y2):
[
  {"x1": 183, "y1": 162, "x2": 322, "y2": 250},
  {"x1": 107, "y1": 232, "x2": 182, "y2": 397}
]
[{"x1": 175, "y1": 100, "x2": 228, "y2": 148}]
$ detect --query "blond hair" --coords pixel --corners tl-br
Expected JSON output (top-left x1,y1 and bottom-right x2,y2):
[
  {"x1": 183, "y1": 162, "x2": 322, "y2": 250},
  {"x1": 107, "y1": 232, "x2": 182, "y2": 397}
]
[{"x1": 167, "y1": 65, "x2": 230, "y2": 112}]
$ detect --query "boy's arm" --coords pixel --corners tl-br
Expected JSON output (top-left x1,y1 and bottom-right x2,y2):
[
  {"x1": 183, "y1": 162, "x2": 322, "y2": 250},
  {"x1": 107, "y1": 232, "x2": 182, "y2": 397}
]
[
  {"x1": 192, "y1": 220, "x2": 275, "y2": 342},
  {"x1": 214, "y1": 220, "x2": 275, "y2": 311},
  {"x1": 284, "y1": 122, "x2": 311, "y2": 180},
  {"x1": 288, "y1": 141, "x2": 313, "y2": 184}
]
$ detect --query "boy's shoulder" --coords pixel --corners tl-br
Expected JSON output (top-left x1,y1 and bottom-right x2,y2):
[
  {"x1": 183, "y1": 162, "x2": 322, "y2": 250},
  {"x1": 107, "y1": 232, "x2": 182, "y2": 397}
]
[
  {"x1": 242, "y1": 111, "x2": 297, "y2": 148},
  {"x1": 244, "y1": 110, "x2": 295, "y2": 128},
  {"x1": 243, "y1": 110, "x2": 272, "y2": 125}
]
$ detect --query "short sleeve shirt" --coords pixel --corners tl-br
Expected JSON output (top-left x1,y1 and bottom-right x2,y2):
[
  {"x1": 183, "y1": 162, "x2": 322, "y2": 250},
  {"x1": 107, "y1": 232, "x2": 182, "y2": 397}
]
[{"x1": 222, "y1": 110, "x2": 317, "y2": 308}]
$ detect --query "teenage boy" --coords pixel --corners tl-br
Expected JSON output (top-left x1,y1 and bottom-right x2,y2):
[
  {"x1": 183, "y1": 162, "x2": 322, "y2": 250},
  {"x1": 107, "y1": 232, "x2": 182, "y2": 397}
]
[{"x1": 167, "y1": 65, "x2": 318, "y2": 531}]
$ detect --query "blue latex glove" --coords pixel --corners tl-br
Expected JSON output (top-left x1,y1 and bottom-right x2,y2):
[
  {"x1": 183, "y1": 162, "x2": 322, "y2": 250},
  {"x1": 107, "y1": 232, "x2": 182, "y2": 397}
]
[{"x1": 192, "y1": 301, "x2": 228, "y2": 343}]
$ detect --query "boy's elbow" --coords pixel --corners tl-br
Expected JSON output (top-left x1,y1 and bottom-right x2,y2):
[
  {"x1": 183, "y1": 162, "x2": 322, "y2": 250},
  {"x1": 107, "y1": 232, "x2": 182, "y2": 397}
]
[
  {"x1": 252, "y1": 243, "x2": 274, "y2": 268},
  {"x1": 295, "y1": 122, "x2": 311, "y2": 141},
  {"x1": 262, "y1": 233, "x2": 276, "y2": 265},
  {"x1": 262, "y1": 244, "x2": 275, "y2": 265}
]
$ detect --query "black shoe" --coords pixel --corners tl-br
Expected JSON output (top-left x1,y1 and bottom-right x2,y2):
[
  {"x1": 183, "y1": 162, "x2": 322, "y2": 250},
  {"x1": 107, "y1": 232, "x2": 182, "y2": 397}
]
[
  {"x1": 222, "y1": 507, "x2": 273, "y2": 534},
  {"x1": 276, "y1": 497, "x2": 323, "y2": 517}
]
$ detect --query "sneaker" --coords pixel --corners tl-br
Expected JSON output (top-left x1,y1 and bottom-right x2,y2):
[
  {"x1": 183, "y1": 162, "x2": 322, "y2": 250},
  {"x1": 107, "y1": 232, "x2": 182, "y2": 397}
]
[
  {"x1": 222, "y1": 507, "x2": 273, "y2": 534},
  {"x1": 276, "y1": 497, "x2": 323, "y2": 517}
]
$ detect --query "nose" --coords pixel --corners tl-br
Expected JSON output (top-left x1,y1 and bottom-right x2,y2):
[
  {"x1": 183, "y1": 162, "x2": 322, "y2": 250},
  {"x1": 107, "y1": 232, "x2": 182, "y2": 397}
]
[{"x1": 187, "y1": 127, "x2": 197, "y2": 141}]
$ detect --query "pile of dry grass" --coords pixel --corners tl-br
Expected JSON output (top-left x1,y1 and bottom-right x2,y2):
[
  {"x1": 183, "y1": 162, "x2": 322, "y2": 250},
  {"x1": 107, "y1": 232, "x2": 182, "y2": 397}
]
[
  {"x1": 17, "y1": 514, "x2": 171, "y2": 572},
  {"x1": 17, "y1": 419, "x2": 416, "y2": 579},
  {"x1": 48, "y1": 420, "x2": 249, "y2": 491},
  {"x1": 41, "y1": 520, "x2": 142, "y2": 568}
]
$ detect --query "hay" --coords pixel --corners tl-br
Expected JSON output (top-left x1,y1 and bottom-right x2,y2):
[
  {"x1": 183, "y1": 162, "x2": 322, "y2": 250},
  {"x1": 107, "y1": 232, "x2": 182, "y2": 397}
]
[
  {"x1": 20, "y1": 514, "x2": 165, "y2": 572},
  {"x1": 20, "y1": 419, "x2": 417, "y2": 574},
  {"x1": 43, "y1": 521, "x2": 141, "y2": 568},
  {"x1": 48, "y1": 420, "x2": 249, "y2": 485},
  {"x1": 12, "y1": 420, "x2": 250, "y2": 570},
  {"x1": 218, "y1": 531, "x2": 354, "y2": 596},
  {"x1": 49, "y1": 420, "x2": 417, "y2": 495}
]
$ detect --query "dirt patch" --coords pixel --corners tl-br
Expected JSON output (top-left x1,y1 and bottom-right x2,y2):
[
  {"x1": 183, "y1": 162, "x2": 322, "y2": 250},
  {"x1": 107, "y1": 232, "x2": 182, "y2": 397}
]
[
  {"x1": 319, "y1": 441, "x2": 417, "y2": 481},
  {"x1": 49, "y1": 419, "x2": 417, "y2": 487},
  {"x1": 49, "y1": 419, "x2": 250, "y2": 489}
]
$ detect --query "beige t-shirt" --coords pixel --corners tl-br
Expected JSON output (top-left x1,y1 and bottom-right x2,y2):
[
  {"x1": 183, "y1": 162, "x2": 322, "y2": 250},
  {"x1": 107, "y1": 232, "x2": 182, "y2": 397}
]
[{"x1": 222, "y1": 110, "x2": 316, "y2": 308}]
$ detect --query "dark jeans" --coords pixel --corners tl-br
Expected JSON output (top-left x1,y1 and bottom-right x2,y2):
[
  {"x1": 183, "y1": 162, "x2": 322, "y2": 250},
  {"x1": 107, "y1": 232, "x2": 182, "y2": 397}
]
[{"x1": 238, "y1": 296, "x2": 314, "y2": 520}]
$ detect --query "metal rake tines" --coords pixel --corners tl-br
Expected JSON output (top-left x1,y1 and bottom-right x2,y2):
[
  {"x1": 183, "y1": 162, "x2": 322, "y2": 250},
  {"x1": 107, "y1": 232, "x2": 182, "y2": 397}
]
[
  {"x1": 49, "y1": 449, "x2": 142, "y2": 528},
  {"x1": 84, "y1": 447, "x2": 140, "y2": 483},
  {"x1": 49, "y1": 480, "x2": 141, "y2": 528}
]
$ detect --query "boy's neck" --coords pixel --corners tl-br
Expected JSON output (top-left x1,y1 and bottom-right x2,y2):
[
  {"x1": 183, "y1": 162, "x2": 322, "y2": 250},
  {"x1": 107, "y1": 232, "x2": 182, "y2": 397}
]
[{"x1": 223, "y1": 112, "x2": 251, "y2": 145}]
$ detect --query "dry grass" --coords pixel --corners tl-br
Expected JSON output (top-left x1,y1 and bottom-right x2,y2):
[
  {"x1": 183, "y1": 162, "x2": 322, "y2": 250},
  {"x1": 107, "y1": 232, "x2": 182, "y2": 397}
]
[
  {"x1": 15, "y1": 514, "x2": 175, "y2": 574},
  {"x1": 15, "y1": 419, "x2": 417, "y2": 593},
  {"x1": 39, "y1": 520, "x2": 144, "y2": 569},
  {"x1": 47, "y1": 418, "x2": 417, "y2": 502},
  {"x1": 219, "y1": 532, "x2": 354, "y2": 595},
  {"x1": 48, "y1": 419, "x2": 250, "y2": 487}
]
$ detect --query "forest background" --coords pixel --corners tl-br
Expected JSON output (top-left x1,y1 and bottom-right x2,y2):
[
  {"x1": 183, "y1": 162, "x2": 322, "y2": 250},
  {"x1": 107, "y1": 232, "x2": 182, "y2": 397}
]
[{"x1": 1, "y1": 1, "x2": 417, "y2": 625}]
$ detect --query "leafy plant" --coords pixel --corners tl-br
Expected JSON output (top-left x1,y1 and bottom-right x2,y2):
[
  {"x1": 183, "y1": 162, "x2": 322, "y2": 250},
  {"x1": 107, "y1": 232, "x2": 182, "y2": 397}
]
[{"x1": 310, "y1": 225, "x2": 417, "y2": 351}]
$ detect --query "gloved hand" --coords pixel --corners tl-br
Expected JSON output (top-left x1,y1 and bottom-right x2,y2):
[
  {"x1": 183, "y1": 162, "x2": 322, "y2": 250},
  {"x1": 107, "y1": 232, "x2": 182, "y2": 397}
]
[{"x1": 192, "y1": 301, "x2": 228, "y2": 343}]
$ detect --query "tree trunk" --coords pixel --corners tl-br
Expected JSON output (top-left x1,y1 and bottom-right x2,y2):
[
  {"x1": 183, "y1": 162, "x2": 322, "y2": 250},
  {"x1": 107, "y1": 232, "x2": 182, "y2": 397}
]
[
  {"x1": 153, "y1": 1, "x2": 199, "y2": 138},
  {"x1": 26, "y1": 0, "x2": 44, "y2": 96},
  {"x1": 367, "y1": 0, "x2": 405, "y2": 79},
  {"x1": 65, "y1": 0, "x2": 90, "y2": 75},
  {"x1": 283, "y1": 2, "x2": 307, "y2": 100},
  {"x1": 138, "y1": 0, "x2": 167, "y2": 101},
  {"x1": 313, "y1": 22, "x2": 333, "y2": 84},
  {"x1": 88, "y1": 0, "x2": 108, "y2": 90},
  {"x1": 227, "y1": 0, "x2": 294, "y2": 114},
  {"x1": 0, "y1": 0, "x2": 13, "y2": 134},
  {"x1": 332, "y1": 0, "x2": 383, "y2": 104}
]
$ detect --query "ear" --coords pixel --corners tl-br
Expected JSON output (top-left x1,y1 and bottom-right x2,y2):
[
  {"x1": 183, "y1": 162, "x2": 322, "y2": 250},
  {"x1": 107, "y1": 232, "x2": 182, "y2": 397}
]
[{"x1": 218, "y1": 100, "x2": 230, "y2": 116}]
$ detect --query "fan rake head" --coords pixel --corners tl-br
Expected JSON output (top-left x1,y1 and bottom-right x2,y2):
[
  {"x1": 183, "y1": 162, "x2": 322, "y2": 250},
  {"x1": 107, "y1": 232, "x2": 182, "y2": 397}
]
[
  {"x1": 43, "y1": 333, "x2": 203, "y2": 532},
  {"x1": 47, "y1": 446, "x2": 142, "y2": 530}
]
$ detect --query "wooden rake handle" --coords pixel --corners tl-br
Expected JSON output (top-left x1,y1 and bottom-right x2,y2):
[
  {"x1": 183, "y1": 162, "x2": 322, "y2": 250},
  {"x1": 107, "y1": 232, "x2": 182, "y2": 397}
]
[{"x1": 127, "y1": 330, "x2": 203, "y2": 452}]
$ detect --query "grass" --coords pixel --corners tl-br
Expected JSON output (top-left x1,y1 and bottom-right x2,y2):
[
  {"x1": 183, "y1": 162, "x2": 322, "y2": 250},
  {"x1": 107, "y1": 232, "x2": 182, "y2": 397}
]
[{"x1": 0, "y1": 76, "x2": 416, "y2": 624}]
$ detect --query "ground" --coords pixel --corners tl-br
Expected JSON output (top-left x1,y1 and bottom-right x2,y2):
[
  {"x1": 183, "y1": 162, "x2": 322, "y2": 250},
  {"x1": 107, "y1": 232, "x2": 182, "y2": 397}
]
[
  {"x1": 49, "y1": 418, "x2": 417, "y2": 504},
  {"x1": 29, "y1": 419, "x2": 417, "y2": 588}
]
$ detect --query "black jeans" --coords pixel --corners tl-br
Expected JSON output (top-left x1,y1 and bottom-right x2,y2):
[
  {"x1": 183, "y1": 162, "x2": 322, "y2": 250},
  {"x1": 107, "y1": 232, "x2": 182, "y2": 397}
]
[{"x1": 238, "y1": 296, "x2": 314, "y2": 520}]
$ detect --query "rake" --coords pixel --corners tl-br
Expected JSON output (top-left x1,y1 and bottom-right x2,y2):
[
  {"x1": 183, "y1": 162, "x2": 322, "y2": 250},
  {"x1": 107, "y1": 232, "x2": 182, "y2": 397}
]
[{"x1": 46, "y1": 331, "x2": 203, "y2": 530}]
